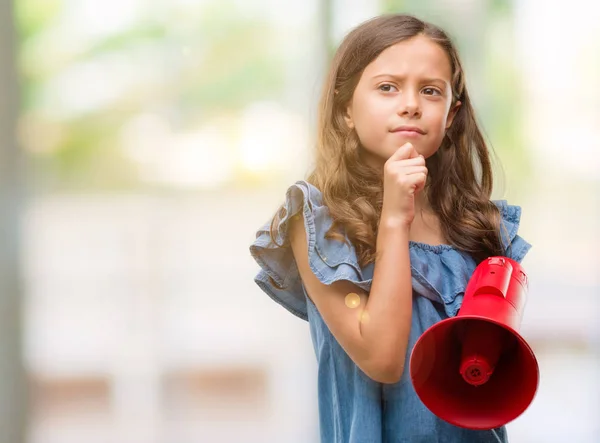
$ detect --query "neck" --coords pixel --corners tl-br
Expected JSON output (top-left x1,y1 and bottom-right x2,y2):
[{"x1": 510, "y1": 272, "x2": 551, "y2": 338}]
[
  {"x1": 415, "y1": 185, "x2": 434, "y2": 218},
  {"x1": 414, "y1": 189, "x2": 432, "y2": 215}
]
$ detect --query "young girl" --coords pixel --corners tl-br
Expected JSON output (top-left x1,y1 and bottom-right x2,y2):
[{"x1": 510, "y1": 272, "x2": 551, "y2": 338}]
[{"x1": 250, "y1": 14, "x2": 531, "y2": 443}]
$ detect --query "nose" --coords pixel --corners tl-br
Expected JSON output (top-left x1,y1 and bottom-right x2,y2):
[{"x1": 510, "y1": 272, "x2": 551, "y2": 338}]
[{"x1": 398, "y1": 89, "x2": 421, "y2": 118}]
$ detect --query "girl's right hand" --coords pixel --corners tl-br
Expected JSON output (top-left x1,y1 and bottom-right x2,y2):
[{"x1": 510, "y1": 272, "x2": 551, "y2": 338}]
[{"x1": 381, "y1": 142, "x2": 428, "y2": 227}]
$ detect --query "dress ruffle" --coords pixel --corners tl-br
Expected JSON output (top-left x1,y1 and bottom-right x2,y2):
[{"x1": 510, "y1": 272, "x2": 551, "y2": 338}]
[{"x1": 250, "y1": 181, "x2": 531, "y2": 320}]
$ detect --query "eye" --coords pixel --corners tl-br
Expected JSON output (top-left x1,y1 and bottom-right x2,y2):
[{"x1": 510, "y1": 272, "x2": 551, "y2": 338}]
[
  {"x1": 422, "y1": 87, "x2": 442, "y2": 96},
  {"x1": 378, "y1": 83, "x2": 398, "y2": 93}
]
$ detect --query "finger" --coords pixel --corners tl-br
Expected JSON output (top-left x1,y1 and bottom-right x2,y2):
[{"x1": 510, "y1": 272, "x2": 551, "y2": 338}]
[
  {"x1": 400, "y1": 156, "x2": 426, "y2": 167},
  {"x1": 397, "y1": 165, "x2": 428, "y2": 176},
  {"x1": 408, "y1": 145, "x2": 421, "y2": 159},
  {"x1": 385, "y1": 157, "x2": 426, "y2": 171},
  {"x1": 403, "y1": 173, "x2": 427, "y2": 194},
  {"x1": 414, "y1": 178, "x2": 427, "y2": 194},
  {"x1": 388, "y1": 142, "x2": 414, "y2": 161}
]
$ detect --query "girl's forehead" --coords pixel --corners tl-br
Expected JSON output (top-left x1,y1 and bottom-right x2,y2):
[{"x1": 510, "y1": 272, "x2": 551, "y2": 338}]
[{"x1": 363, "y1": 36, "x2": 452, "y2": 82}]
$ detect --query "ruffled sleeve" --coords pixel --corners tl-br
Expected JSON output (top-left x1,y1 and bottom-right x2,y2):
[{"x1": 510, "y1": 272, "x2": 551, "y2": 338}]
[
  {"x1": 250, "y1": 187, "x2": 533, "y2": 322},
  {"x1": 493, "y1": 200, "x2": 532, "y2": 263},
  {"x1": 249, "y1": 180, "x2": 371, "y2": 321}
]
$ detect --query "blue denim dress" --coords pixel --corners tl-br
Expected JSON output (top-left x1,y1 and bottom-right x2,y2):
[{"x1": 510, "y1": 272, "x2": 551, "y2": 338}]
[{"x1": 250, "y1": 181, "x2": 532, "y2": 443}]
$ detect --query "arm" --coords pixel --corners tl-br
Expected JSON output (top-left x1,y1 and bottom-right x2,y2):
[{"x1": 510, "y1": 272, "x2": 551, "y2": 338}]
[{"x1": 289, "y1": 215, "x2": 413, "y2": 384}]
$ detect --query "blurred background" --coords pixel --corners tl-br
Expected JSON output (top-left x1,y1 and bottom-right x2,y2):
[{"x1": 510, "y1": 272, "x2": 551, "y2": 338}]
[{"x1": 1, "y1": 0, "x2": 599, "y2": 442}]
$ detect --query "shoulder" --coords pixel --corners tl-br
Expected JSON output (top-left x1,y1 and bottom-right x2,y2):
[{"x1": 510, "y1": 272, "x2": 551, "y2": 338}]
[
  {"x1": 492, "y1": 199, "x2": 532, "y2": 263},
  {"x1": 257, "y1": 180, "x2": 323, "y2": 243},
  {"x1": 493, "y1": 200, "x2": 522, "y2": 234},
  {"x1": 249, "y1": 180, "x2": 369, "y2": 320}
]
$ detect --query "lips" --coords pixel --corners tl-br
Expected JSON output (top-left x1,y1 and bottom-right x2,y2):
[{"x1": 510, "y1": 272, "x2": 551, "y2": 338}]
[{"x1": 391, "y1": 125, "x2": 426, "y2": 135}]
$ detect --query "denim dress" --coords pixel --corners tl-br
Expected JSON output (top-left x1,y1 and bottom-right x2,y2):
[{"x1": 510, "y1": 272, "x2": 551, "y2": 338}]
[{"x1": 250, "y1": 181, "x2": 532, "y2": 443}]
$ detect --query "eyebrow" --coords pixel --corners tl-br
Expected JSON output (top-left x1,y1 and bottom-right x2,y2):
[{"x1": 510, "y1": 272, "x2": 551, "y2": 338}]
[{"x1": 371, "y1": 73, "x2": 448, "y2": 86}]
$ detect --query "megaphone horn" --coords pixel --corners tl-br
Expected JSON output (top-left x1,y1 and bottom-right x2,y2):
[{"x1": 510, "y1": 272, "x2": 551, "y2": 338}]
[{"x1": 410, "y1": 256, "x2": 539, "y2": 430}]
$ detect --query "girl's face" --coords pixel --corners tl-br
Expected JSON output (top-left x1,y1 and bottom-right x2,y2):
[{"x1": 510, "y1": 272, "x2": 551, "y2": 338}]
[{"x1": 344, "y1": 35, "x2": 461, "y2": 167}]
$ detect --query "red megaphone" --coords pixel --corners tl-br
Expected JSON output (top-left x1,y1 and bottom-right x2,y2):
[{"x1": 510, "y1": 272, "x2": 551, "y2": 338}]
[{"x1": 409, "y1": 256, "x2": 539, "y2": 430}]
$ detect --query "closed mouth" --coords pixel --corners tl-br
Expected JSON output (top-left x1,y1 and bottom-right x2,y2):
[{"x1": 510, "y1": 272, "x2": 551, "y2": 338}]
[{"x1": 391, "y1": 126, "x2": 426, "y2": 134}]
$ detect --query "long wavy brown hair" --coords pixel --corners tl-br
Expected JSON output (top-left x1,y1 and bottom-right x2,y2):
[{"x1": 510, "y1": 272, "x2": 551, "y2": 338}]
[{"x1": 271, "y1": 14, "x2": 506, "y2": 266}]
